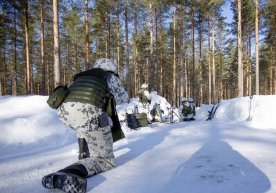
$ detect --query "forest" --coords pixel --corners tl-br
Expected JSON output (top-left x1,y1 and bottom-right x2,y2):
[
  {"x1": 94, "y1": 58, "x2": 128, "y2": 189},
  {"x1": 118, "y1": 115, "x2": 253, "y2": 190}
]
[{"x1": 0, "y1": 0, "x2": 275, "y2": 106}]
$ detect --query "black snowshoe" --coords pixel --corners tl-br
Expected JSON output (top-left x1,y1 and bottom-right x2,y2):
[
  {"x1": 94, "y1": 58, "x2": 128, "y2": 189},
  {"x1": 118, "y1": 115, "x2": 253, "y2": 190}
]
[
  {"x1": 183, "y1": 117, "x2": 195, "y2": 122},
  {"x1": 42, "y1": 172, "x2": 87, "y2": 193}
]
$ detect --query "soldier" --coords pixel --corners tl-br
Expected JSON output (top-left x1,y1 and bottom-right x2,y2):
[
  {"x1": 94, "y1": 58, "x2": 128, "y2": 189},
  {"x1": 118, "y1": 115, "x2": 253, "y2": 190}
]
[
  {"x1": 187, "y1": 97, "x2": 196, "y2": 121},
  {"x1": 42, "y1": 58, "x2": 129, "y2": 193},
  {"x1": 137, "y1": 83, "x2": 151, "y2": 107},
  {"x1": 150, "y1": 100, "x2": 164, "y2": 122},
  {"x1": 179, "y1": 97, "x2": 196, "y2": 121}
]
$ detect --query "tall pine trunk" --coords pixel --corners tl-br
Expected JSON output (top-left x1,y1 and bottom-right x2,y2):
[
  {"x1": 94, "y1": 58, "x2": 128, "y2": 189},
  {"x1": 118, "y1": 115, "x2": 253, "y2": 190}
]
[
  {"x1": 124, "y1": 0, "x2": 129, "y2": 92},
  {"x1": 105, "y1": 7, "x2": 111, "y2": 58},
  {"x1": 199, "y1": 13, "x2": 203, "y2": 105},
  {"x1": 134, "y1": 3, "x2": 138, "y2": 96},
  {"x1": 180, "y1": 6, "x2": 185, "y2": 99},
  {"x1": 155, "y1": 9, "x2": 159, "y2": 94},
  {"x1": 23, "y1": 0, "x2": 31, "y2": 94},
  {"x1": 192, "y1": 8, "x2": 195, "y2": 101},
  {"x1": 237, "y1": 0, "x2": 243, "y2": 97},
  {"x1": 2, "y1": 41, "x2": 7, "y2": 95},
  {"x1": 208, "y1": 16, "x2": 212, "y2": 104},
  {"x1": 40, "y1": 0, "x2": 46, "y2": 95},
  {"x1": 116, "y1": 5, "x2": 121, "y2": 77},
  {"x1": 255, "y1": 0, "x2": 259, "y2": 95},
  {"x1": 149, "y1": 2, "x2": 154, "y2": 90},
  {"x1": 53, "y1": 0, "x2": 60, "y2": 88},
  {"x1": 212, "y1": 12, "x2": 216, "y2": 103},
  {"x1": 85, "y1": 0, "x2": 90, "y2": 70},
  {"x1": 173, "y1": 4, "x2": 177, "y2": 106},
  {"x1": 12, "y1": 2, "x2": 17, "y2": 95}
]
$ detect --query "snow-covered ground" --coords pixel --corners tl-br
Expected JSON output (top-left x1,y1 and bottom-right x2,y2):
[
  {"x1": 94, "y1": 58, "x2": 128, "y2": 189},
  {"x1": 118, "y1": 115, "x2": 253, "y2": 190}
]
[{"x1": 0, "y1": 94, "x2": 276, "y2": 193}]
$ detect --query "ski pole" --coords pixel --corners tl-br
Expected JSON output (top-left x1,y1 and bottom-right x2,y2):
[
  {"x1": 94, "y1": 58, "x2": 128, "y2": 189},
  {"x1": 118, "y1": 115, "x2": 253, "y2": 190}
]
[{"x1": 247, "y1": 95, "x2": 253, "y2": 121}]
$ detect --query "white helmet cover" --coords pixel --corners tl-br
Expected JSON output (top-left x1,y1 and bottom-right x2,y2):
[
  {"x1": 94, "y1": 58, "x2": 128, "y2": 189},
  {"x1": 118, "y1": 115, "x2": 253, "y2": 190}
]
[
  {"x1": 188, "y1": 97, "x2": 194, "y2": 102},
  {"x1": 181, "y1": 97, "x2": 187, "y2": 102},
  {"x1": 141, "y1": 83, "x2": 148, "y2": 89},
  {"x1": 94, "y1": 58, "x2": 118, "y2": 74}
]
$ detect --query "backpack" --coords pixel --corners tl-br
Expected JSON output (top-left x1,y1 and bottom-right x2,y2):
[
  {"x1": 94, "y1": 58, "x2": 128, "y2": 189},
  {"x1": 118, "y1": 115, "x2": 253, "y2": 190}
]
[
  {"x1": 182, "y1": 103, "x2": 192, "y2": 116},
  {"x1": 47, "y1": 85, "x2": 69, "y2": 109}
]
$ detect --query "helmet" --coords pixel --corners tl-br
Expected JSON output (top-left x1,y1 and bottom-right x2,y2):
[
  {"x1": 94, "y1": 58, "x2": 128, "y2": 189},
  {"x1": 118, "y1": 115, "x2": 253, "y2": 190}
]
[
  {"x1": 188, "y1": 97, "x2": 194, "y2": 103},
  {"x1": 181, "y1": 97, "x2": 187, "y2": 102},
  {"x1": 94, "y1": 58, "x2": 117, "y2": 74},
  {"x1": 141, "y1": 83, "x2": 148, "y2": 89}
]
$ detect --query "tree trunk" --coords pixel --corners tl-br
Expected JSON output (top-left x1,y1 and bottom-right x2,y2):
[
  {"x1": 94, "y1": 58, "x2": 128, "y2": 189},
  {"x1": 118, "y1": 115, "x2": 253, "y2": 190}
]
[
  {"x1": 116, "y1": 5, "x2": 121, "y2": 77},
  {"x1": 2, "y1": 42, "x2": 7, "y2": 95},
  {"x1": 237, "y1": 0, "x2": 243, "y2": 97},
  {"x1": 192, "y1": 8, "x2": 195, "y2": 101},
  {"x1": 199, "y1": 13, "x2": 203, "y2": 105},
  {"x1": 105, "y1": 7, "x2": 111, "y2": 58},
  {"x1": 75, "y1": 40, "x2": 79, "y2": 72},
  {"x1": 65, "y1": 41, "x2": 69, "y2": 84},
  {"x1": 146, "y1": 58, "x2": 149, "y2": 84},
  {"x1": 180, "y1": 7, "x2": 185, "y2": 99},
  {"x1": 124, "y1": 0, "x2": 129, "y2": 92},
  {"x1": 134, "y1": 3, "x2": 138, "y2": 95},
  {"x1": 12, "y1": 2, "x2": 17, "y2": 95},
  {"x1": 212, "y1": 12, "x2": 216, "y2": 103},
  {"x1": 160, "y1": 27, "x2": 164, "y2": 96},
  {"x1": 248, "y1": 33, "x2": 252, "y2": 96},
  {"x1": 40, "y1": 0, "x2": 46, "y2": 95},
  {"x1": 53, "y1": 0, "x2": 61, "y2": 88},
  {"x1": 219, "y1": 49, "x2": 223, "y2": 100},
  {"x1": 23, "y1": 0, "x2": 31, "y2": 94},
  {"x1": 270, "y1": 47, "x2": 273, "y2": 94},
  {"x1": 149, "y1": 2, "x2": 154, "y2": 90},
  {"x1": 274, "y1": 14, "x2": 276, "y2": 95},
  {"x1": 208, "y1": 16, "x2": 212, "y2": 104},
  {"x1": 255, "y1": 0, "x2": 259, "y2": 95},
  {"x1": 155, "y1": 9, "x2": 159, "y2": 94},
  {"x1": 173, "y1": 4, "x2": 177, "y2": 106},
  {"x1": 85, "y1": 0, "x2": 90, "y2": 70},
  {"x1": 46, "y1": 58, "x2": 50, "y2": 95},
  {"x1": 184, "y1": 56, "x2": 188, "y2": 98}
]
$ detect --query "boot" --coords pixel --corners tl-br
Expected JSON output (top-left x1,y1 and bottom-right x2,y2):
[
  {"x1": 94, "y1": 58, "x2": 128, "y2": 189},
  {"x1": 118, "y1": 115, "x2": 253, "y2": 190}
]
[
  {"x1": 42, "y1": 172, "x2": 87, "y2": 193},
  {"x1": 42, "y1": 164, "x2": 88, "y2": 193}
]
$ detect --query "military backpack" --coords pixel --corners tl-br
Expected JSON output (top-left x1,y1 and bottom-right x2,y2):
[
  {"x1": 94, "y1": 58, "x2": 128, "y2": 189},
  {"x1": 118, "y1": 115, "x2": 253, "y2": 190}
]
[{"x1": 47, "y1": 85, "x2": 69, "y2": 109}]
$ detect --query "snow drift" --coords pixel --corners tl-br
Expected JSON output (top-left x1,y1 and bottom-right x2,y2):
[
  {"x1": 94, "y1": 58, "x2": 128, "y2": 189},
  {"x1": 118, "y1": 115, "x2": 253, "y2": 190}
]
[{"x1": 0, "y1": 94, "x2": 276, "y2": 193}]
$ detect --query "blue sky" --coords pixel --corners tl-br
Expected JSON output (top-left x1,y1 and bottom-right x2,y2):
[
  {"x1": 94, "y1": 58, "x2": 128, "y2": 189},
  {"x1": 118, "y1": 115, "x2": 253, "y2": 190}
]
[{"x1": 222, "y1": 2, "x2": 234, "y2": 24}]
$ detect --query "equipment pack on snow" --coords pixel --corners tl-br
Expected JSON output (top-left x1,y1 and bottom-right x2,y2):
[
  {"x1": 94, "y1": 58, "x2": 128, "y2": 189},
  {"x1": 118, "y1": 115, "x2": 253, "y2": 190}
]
[
  {"x1": 47, "y1": 85, "x2": 69, "y2": 109},
  {"x1": 126, "y1": 112, "x2": 148, "y2": 129}
]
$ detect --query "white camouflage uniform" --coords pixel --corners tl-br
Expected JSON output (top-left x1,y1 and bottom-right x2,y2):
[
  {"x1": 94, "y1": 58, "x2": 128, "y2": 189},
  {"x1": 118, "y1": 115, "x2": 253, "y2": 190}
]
[{"x1": 57, "y1": 58, "x2": 129, "y2": 176}]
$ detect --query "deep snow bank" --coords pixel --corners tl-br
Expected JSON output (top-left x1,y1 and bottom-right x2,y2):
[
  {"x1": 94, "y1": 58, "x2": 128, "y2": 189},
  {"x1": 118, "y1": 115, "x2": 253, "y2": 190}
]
[
  {"x1": 213, "y1": 95, "x2": 276, "y2": 127},
  {"x1": 1, "y1": 94, "x2": 275, "y2": 147},
  {"x1": 0, "y1": 95, "x2": 75, "y2": 147}
]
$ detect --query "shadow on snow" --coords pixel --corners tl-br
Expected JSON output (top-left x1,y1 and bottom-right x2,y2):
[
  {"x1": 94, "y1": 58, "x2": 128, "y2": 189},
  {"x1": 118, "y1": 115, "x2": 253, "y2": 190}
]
[{"x1": 161, "y1": 140, "x2": 271, "y2": 193}]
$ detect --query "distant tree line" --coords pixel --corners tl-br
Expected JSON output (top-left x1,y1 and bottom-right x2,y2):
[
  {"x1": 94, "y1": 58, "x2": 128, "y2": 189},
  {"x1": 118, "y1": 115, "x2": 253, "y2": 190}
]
[{"x1": 0, "y1": 0, "x2": 275, "y2": 106}]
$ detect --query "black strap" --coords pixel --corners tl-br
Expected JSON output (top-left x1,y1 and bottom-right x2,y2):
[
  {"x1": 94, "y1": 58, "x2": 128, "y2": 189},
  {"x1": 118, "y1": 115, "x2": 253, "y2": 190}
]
[{"x1": 58, "y1": 163, "x2": 88, "y2": 178}]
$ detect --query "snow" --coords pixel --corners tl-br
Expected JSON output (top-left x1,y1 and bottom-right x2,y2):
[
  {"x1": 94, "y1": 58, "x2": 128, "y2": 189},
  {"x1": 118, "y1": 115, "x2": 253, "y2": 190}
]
[{"x1": 0, "y1": 94, "x2": 276, "y2": 193}]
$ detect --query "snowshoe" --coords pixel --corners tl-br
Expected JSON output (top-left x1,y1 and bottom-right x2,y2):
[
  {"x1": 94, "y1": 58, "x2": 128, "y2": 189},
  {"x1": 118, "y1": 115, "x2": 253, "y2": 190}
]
[
  {"x1": 183, "y1": 118, "x2": 189, "y2": 121},
  {"x1": 189, "y1": 117, "x2": 195, "y2": 121},
  {"x1": 42, "y1": 172, "x2": 87, "y2": 193}
]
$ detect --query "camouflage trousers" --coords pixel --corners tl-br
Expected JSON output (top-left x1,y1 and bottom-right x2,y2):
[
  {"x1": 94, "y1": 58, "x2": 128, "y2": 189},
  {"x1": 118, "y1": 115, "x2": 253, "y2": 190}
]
[{"x1": 57, "y1": 102, "x2": 115, "y2": 176}]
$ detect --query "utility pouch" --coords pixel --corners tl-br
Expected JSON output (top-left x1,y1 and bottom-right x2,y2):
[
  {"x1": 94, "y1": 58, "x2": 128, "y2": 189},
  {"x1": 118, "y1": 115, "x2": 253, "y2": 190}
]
[
  {"x1": 47, "y1": 85, "x2": 69, "y2": 109},
  {"x1": 98, "y1": 112, "x2": 110, "y2": 128}
]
